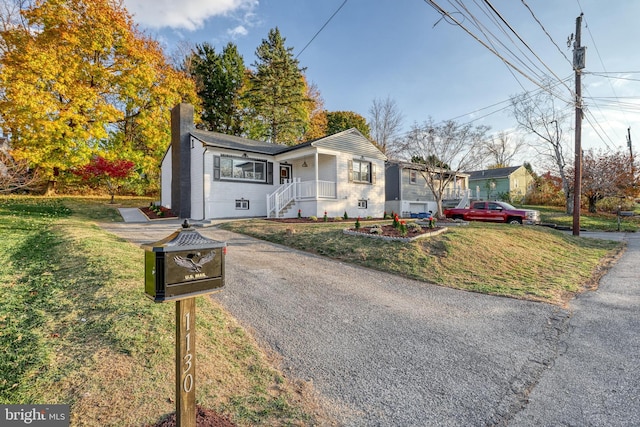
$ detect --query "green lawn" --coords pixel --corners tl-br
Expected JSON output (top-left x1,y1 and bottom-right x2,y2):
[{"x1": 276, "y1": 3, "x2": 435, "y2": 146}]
[
  {"x1": 0, "y1": 196, "x2": 319, "y2": 426},
  {"x1": 535, "y1": 204, "x2": 640, "y2": 232},
  {"x1": 0, "y1": 195, "x2": 630, "y2": 426},
  {"x1": 220, "y1": 217, "x2": 624, "y2": 305}
]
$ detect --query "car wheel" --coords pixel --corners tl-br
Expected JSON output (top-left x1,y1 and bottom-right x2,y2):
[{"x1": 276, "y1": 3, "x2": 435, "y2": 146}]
[
  {"x1": 453, "y1": 215, "x2": 464, "y2": 221},
  {"x1": 508, "y1": 218, "x2": 522, "y2": 224}
]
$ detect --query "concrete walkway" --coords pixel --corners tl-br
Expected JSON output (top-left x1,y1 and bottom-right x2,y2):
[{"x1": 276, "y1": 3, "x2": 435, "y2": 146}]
[{"x1": 102, "y1": 212, "x2": 639, "y2": 426}]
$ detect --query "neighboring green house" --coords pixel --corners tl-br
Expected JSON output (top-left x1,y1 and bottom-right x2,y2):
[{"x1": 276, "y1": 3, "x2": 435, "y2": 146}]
[{"x1": 467, "y1": 165, "x2": 534, "y2": 202}]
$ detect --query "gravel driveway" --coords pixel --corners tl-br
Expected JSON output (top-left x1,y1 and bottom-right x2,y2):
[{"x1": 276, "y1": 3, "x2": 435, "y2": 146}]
[{"x1": 101, "y1": 220, "x2": 639, "y2": 426}]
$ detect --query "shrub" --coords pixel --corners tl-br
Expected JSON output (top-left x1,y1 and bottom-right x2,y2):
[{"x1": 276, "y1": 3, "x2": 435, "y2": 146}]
[
  {"x1": 370, "y1": 224, "x2": 383, "y2": 234},
  {"x1": 428, "y1": 217, "x2": 436, "y2": 229},
  {"x1": 309, "y1": 216, "x2": 318, "y2": 221},
  {"x1": 355, "y1": 217, "x2": 361, "y2": 230},
  {"x1": 407, "y1": 222, "x2": 422, "y2": 232},
  {"x1": 399, "y1": 220, "x2": 408, "y2": 236},
  {"x1": 343, "y1": 211, "x2": 349, "y2": 220},
  {"x1": 334, "y1": 217, "x2": 343, "y2": 221},
  {"x1": 598, "y1": 197, "x2": 636, "y2": 213}
]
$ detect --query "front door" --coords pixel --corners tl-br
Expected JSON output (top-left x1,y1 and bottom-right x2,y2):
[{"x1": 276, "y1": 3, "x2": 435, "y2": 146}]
[{"x1": 280, "y1": 164, "x2": 292, "y2": 184}]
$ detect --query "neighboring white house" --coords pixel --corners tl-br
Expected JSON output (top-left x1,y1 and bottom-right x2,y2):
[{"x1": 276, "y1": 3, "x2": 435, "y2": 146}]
[{"x1": 161, "y1": 103, "x2": 387, "y2": 220}]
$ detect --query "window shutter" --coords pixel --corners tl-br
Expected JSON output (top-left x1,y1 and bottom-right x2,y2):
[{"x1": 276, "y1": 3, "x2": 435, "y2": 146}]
[
  {"x1": 348, "y1": 160, "x2": 353, "y2": 182},
  {"x1": 213, "y1": 156, "x2": 220, "y2": 180},
  {"x1": 371, "y1": 163, "x2": 376, "y2": 184},
  {"x1": 267, "y1": 162, "x2": 273, "y2": 184}
]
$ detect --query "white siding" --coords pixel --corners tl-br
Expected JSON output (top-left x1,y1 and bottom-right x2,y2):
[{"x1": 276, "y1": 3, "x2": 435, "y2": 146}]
[
  {"x1": 190, "y1": 137, "x2": 205, "y2": 219},
  {"x1": 334, "y1": 152, "x2": 385, "y2": 218},
  {"x1": 204, "y1": 149, "x2": 279, "y2": 218},
  {"x1": 161, "y1": 147, "x2": 172, "y2": 209}
]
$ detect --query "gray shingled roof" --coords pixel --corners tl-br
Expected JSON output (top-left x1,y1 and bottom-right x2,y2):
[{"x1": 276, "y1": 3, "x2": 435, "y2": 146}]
[
  {"x1": 191, "y1": 129, "x2": 290, "y2": 155},
  {"x1": 467, "y1": 166, "x2": 521, "y2": 180},
  {"x1": 190, "y1": 127, "x2": 385, "y2": 159}
]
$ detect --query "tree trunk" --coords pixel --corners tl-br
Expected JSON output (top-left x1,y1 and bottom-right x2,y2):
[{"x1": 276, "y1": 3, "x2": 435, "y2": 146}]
[
  {"x1": 588, "y1": 197, "x2": 597, "y2": 213},
  {"x1": 44, "y1": 180, "x2": 57, "y2": 196}
]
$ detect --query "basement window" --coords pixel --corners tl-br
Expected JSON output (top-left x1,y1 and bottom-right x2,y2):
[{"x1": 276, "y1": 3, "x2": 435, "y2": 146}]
[
  {"x1": 358, "y1": 199, "x2": 368, "y2": 209},
  {"x1": 235, "y1": 199, "x2": 249, "y2": 210}
]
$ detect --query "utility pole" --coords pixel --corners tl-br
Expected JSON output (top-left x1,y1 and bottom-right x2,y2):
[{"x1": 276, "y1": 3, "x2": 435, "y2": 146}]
[
  {"x1": 572, "y1": 13, "x2": 585, "y2": 236},
  {"x1": 628, "y1": 127, "x2": 635, "y2": 179}
]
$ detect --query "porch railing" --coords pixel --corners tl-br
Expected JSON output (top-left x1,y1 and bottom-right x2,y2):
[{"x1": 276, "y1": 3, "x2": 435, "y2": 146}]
[
  {"x1": 267, "y1": 179, "x2": 337, "y2": 217},
  {"x1": 266, "y1": 179, "x2": 297, "y2": 218},
  {"x1": 297, "y1": 180, "x2": 336, "y2": 199},
  {"x1": 443, "y1": 188, "x2": 472, "y2": 200}
]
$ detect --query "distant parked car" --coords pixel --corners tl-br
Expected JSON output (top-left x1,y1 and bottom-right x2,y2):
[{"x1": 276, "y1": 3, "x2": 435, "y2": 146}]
[{"x1": 443, "y1": 201, "x2": 540, "y2": 225}]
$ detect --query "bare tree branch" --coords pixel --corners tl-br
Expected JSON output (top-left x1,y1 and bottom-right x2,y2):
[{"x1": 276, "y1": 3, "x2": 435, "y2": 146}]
[
  {"x1": 396, "y1": 118, "x2": 489, "y2": 217},
  {"x1": 511, "y1": 84, "x2": 574, "y2": 213},
  {"x1": 368, "y1": 96, "x2": 403, "y2": 155}
]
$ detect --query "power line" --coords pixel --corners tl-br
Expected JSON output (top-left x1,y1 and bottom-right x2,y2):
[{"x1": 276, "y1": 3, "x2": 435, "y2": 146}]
[
  {"x1": 481, "y1": 0, "x2": 573, "y2": 94},
  {"x1": 520, "y1": 0, "x2": 573, "y2": 67},
  {"x1": 296, "y1": 0, "x2": 348, "y2": 59},
  {"x1": 424, "y1": 0, "x2": 572, "y2": 104}
]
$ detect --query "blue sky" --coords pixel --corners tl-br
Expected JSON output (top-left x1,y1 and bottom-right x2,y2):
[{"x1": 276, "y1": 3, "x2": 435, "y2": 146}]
[{"x1": 123, "y1": 0, "x2": 640, "y2": 164}]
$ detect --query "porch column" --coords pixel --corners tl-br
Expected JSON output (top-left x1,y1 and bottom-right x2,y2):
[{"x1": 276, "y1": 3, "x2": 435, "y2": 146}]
[{"x1": 314, "y1": 152, "x2": 319, "y2": 197}]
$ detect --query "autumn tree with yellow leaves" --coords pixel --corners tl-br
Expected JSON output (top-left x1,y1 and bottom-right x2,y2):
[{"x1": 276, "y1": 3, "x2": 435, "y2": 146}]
[{"x1": 0, "y1": 0, "x2": 197, "y2": 194}]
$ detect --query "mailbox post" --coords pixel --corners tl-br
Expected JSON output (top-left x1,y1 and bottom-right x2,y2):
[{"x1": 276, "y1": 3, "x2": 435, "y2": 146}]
[{"x1": 143, "y1": 221, "x2": 226, "y2": 427}]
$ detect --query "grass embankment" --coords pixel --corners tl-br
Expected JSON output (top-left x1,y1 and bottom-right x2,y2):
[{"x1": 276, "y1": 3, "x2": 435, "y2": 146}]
[
  {"x1": 535, "y1": 204, "x2": 640, "y2": 232},
  {"x1": 0, "y1": 196, "x2": 317, "y2": 426},
  {"x1": 221, "y1": 219, "x2": 624, "y2": 305}
]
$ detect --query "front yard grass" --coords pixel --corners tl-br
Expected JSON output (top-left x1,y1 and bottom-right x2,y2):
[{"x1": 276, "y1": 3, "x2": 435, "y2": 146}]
[
  {"x1": 0, "y1": 196, "x2": 319, "y2": 426},
  {"x1": 220, "y1": 219, "x2": 623, "y2": 305},
  {"x1": 536, "y1": 204, "x2": 640, "y2": 232}
]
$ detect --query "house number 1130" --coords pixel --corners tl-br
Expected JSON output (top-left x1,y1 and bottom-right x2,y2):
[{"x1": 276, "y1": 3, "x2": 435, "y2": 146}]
[{"x1": 183, "y1": 310, "x2": 193, "y2": 393}]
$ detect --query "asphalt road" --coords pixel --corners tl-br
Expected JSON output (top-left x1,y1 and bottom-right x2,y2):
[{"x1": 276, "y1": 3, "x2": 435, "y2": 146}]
[{"x1": 101, "y1": 217, "x2": 639, "y2": 426}]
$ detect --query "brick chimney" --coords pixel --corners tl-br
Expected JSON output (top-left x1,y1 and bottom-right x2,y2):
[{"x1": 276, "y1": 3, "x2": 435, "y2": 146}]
[{"x1": 170, "y1": 103, "x2": 194, "y2": 219}]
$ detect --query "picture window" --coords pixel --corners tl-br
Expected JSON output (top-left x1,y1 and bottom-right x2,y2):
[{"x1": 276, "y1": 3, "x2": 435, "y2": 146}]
[{"x1": 220, "y1": 157, "x2": 266, "y2": 182}]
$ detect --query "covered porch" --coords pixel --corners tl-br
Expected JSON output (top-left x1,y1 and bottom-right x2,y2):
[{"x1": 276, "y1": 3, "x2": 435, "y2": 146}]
[{"x1": 268, "y1": 150, "x2": 338, "y2": 218}]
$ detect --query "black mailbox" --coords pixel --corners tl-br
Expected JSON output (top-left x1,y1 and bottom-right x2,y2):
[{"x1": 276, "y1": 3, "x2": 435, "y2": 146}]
[{"x1": 142, "y1": 221, "x2": 226, "y2": 302}]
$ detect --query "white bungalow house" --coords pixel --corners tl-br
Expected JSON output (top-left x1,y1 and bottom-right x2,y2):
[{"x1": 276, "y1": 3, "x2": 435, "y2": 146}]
[{"x1": 161, "y1": 104, "x2": 387, "y2": 220}]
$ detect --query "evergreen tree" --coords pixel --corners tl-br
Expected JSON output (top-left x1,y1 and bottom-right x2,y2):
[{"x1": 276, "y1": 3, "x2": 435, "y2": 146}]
[
  {"x1": 190, "y1": 42, "x2": 245, "y2": 135},
  {"x1": 244, "y1": 27, "x2": 309, "y2": 145},
  {"x1": 326, "y1": 111, "x2": 371, "y2": 139}
]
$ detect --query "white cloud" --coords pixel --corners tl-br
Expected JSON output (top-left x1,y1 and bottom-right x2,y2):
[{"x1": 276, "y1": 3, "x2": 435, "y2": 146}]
[
  {"x1": 122, "y1": 0, "x2": 258, "y2": 31},
  {"x1": 227, "y1": 25, "x2": 248, "y2": 38}
]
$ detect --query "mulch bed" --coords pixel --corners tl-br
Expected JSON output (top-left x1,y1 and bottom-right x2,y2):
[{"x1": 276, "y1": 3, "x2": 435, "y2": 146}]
[
  {"x1": 148, "y1": 406, "x2": 236, "y2": 427},
  {"x1": 347, "y1": 224, "x2": 440, "y2": 238},
  {"x1": 139, "y1": 206, "x2": 178, "y2": 220},
  {"x1": 265, "y1": 217, "x2": 381, "y2": 224}
]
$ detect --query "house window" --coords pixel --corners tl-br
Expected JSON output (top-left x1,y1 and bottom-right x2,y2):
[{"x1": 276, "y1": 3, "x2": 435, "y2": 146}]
[
  {"x1": 409, "y1": 171, "x2": 417, "y2": 184},
  {"x1": 358, "y1": 199, "x2": 368, "y2": 209},
  {"x1": 352, "y1": 159, "x2": 371, "y2": 183},
  {"x1": 220, "y1": 157, "x2": 266, "y2": 182},
  {"x1": 235, "y1": 199, "x2": 249, "y2": 210}
]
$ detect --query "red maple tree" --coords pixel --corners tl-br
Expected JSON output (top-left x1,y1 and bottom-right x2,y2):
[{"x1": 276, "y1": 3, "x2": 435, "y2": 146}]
[{"x1": 74, "y1": 156, "x2": 136, "y2": 203}]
